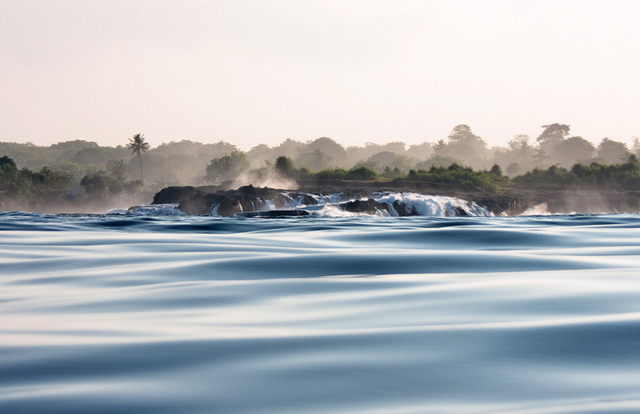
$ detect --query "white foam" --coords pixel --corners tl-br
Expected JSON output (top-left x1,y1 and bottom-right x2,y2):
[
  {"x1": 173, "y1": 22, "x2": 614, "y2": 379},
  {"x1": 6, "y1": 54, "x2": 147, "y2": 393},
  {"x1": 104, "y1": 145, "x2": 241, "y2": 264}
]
[
  {"x1": 519, "y1": 203, "x2": 579, "y2": 216},
  {"x1": 313, "y1": 193, "x2": 344, "y2": 205},
  {"x1": 126, "y1": 204, "x2": 184, "y2": 216},
  {"x1": 106, "y1": 209, "x2": 128, "y2": 215},
  {"x1": 311, "y1": 204, "x2": 359, "y2": 218},
  {"x1": 520, "y1": 203, "x2": 550, "y2": 216},
  {"x1": 374, "y1": 192, "x2": 492, "y2": 217},
  {"x1": 287, "y1": 192, "x2": 490, "y2": 217},
  {"x1": 127, "y1": 192, "x2": 490, "y2": 217}
]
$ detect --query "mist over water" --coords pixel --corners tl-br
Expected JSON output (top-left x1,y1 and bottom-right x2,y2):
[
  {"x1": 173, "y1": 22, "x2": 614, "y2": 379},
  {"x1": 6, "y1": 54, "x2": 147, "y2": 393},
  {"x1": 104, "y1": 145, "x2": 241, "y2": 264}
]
[{"x1": 2, "y1": 213, "x2": 640, "y2": 413}]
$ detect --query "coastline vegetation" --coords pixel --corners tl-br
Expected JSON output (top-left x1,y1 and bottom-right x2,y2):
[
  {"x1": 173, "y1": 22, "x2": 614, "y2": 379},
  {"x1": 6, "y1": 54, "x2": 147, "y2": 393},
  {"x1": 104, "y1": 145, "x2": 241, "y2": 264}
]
[{"x1": 2, "y1": 123, "x2": 640, "y2": 210}]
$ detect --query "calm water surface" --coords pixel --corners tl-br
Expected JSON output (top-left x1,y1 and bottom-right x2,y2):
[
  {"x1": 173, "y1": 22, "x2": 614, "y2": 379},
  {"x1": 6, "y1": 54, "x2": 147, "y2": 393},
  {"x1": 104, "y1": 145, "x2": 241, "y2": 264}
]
[{"x1": 1, "y1": 213, "x2": 640, "y2": 413}]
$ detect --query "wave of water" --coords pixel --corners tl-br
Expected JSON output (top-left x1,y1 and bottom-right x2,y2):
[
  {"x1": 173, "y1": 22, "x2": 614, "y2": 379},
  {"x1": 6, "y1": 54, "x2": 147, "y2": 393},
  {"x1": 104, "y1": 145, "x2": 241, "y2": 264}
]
[
  {"x1": 1, "y1": 212, "x2": 640, "y2": 413},
  {"x1": 202, "y1": 192, "x2": 493, "y2": 218}
]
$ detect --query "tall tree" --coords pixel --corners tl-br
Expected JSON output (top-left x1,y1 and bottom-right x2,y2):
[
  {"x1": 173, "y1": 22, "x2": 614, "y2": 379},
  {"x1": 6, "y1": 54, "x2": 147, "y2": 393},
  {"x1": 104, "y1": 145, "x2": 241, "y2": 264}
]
[
  {"x1": 553, "y1": 136, "x2": 595, "y2": 167},
  {"x1": 597, "y1": 138, "x2": 630, "y2": 164},
  {"x1": 537, "y1": 123, "x2": 570, "y2": 146},
  {"x1": 127, "y1": 133, "x2": 149, "y2": 183},
  {"x1": 434, "y1": 125, "x2": 488, "y2": 167}
]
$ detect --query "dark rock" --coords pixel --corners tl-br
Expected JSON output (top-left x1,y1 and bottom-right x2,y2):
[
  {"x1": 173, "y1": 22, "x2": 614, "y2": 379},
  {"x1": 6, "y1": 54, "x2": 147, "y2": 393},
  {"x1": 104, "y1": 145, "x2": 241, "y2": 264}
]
[
  {"x1": 153, "y1": 183, "x2": 640, "y2": 217},
  {"x1": 473, "y1": 195, "x2": 518, "y2": 215},
  {"x1": 152, "y1": 185, "x2": 218, "y2": 205},
  {"x1": 287, "y1": 193, "x2": 318, "y2": 206},
  {"x1": 449, "y1": 206, "x2": 468, "y2": 217},
  {"x1": 173, "y1": 185, "x2": 306, "y2": 216},
  {"x1": 235, "y1": 209, "x2": 311, "y2": 218},
  {"x1": 340, "y1": 198, "x2": 391, "y2": 215},
  {"x1": 153, "y1": 186, "x2": 199, "y2": 204},
  {"x1": 392, "y1": 200, "x2": 418, "y2": 216},
  {"x1": 178, "y1": 193, "x2": 216, "y2": 215}
]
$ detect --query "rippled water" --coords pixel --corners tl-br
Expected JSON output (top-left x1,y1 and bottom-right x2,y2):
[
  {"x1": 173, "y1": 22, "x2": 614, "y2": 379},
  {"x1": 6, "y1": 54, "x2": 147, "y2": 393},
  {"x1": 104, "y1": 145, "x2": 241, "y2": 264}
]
[{"x1": 2, "y1": 212, "x2": 640, "y2": 413}]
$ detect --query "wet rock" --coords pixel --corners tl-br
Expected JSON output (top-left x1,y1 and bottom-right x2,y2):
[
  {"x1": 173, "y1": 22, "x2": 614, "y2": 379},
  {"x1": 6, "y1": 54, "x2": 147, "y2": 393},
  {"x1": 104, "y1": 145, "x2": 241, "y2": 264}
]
[
  {"x1": 235, "y1": 209, "x2": 311, "y2": 218},
  {"x1": 153, "y1": 186, "x2": 200, "y2": 204},
  {"x1": 392, "y1": 200, "x2": 418, "y2": 216},
  {"x1": 153, "y1": 185, "x2": 321, "y2": 216},
  {"x1": 340, "y1": 198, "x2": 391, "y2": 215},
  {"x1": 449, "y1": 206, "x2": 468, "y2": 217}
]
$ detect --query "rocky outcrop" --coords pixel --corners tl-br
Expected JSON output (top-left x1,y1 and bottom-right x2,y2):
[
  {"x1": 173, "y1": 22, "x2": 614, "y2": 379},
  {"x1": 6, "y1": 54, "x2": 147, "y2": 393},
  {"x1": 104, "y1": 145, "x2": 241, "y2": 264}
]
[
  {"x1": 153, "y1": 186, "x2": 215, "y2": 205},
  {"x1": 340, "y1": 198, "x2": 391, "y2": 215},
  {"x1": 153, "y1": 185, "x2": 500, "y2": 217},
  {"x1": 151, "y1": 183, "x2": 640, "y2": 217},
  {"x1": 153, "y1": 185, "x2": 318, "y2": 216},
  {"x1": 235, "y1": 209, "x2": 311, "y2": 218}
]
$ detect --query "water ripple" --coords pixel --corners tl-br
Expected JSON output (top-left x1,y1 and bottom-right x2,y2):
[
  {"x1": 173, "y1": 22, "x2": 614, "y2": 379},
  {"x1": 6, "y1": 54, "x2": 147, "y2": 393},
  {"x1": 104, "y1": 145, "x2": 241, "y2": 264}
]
[{"x1": 2, "y1": 213, "x2": 640, "y2": 413}]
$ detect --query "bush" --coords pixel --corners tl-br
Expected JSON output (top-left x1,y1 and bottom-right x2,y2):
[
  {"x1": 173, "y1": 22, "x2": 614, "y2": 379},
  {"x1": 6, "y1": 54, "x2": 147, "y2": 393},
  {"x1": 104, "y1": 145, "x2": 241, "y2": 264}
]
[{"x1": 345, "y1": 166, "x2": 378, "y2": 181}]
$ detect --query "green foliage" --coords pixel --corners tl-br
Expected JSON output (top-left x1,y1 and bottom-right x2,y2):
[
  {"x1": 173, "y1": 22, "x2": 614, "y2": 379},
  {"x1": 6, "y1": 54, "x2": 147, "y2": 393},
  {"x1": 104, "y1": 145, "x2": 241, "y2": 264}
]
[
  {"x1": 128, "y1": 133, "x2": 150, "y2": 183},
  {"x1": 381, "y1": 166, "x2": 403, "y2": 179},
  {"x1": 404, "y1": 163, "x2": 502, "y2": 192},
  {"x1": 346, "y1": 166, "x2": 378, "y2": 180},
  {"x1": 514, "y1": 159, "x2": 640, "y2": 190},
  {"x1": 275, "y1": 156, "x2": 295, "y2": 176},
  {"x1": 106, "y1": 159, "x2": 128, "y2": 181},
  {"x1": 514, "y1": 165, "x2": 575, "y2": 187},
  {"x1": 416, "y1": 155, "x2": 459, "y2": 170},
  {"x1": 80, "y1": 172, "x2": 119, "y2": 198},
  {"x1": 0, "y1": 155, "x2": 18, "y2": 185},
  {"x1": 1, "y1": 159, "x2": 73, "y2": 203},
  {"x1": 127, "y1": 133, "x2": 150, "y2": 157},
  {"x1": 272, "y1": 156, "x2": 378, "y2": 181},
  {"x1": 314, "y1": 168, "x2": 348, "y2": 180},
  {"x1": 205, "y1": 151, "x2": 250, "y2": 184},
  {"x1": 0, "y1": 153, "x2": 147, "y2": 210},
  {"x1": 537, "y1": 123, "x2": 570, "y2": 144},
  {"x1": 311, "y1": 167, "x2": 378, "y2": 181},
  {"x1": 3, "y1": 129, "x2": 640, "y2": 208},
  {"x1": 0, "y1": 155, "x2": 17, "y2": 170}
]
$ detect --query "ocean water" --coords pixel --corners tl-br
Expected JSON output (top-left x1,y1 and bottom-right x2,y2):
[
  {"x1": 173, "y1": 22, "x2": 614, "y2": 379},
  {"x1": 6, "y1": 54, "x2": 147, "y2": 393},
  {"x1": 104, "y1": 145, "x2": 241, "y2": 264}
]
[{"x1": 2, "y1": 211, "x2": 640, "y2": 413}]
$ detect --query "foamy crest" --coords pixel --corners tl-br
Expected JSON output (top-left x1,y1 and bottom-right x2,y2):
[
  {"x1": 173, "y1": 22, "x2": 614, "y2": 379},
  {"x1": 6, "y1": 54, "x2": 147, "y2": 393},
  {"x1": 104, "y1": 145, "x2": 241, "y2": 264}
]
[
  {"x1": 231, "y1": 171, "x2": 299, "y2": 191},
  {"x1": 133, "y1": 191, "x2": 490, "y2": 217},
  {"x1": 375, "y1": 192, "x2": 492, "y2": 217},
  {"x1": 126, "y1": 204, "x2": 185, "y2": 216},
  {"x1": 520, "y1": 203, "x2": 551, "y2": 216}
]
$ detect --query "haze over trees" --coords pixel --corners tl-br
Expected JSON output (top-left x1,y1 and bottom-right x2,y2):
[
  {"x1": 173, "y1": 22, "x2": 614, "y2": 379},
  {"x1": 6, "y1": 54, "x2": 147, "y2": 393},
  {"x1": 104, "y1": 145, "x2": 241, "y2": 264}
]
[
  {"x1": 1, "y1": 123, "x2": 639, "y2": 210},
  {"x1": 205, "y1": 151, "x2": 250, "y2": 185}
]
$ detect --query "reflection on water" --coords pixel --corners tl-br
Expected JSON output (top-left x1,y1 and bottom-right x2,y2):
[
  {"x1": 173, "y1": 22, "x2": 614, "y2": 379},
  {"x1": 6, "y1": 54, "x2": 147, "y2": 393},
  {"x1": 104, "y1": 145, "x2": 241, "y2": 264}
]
[{"x1": 1, "y1": 213, "x2": 640, "y2": 413}]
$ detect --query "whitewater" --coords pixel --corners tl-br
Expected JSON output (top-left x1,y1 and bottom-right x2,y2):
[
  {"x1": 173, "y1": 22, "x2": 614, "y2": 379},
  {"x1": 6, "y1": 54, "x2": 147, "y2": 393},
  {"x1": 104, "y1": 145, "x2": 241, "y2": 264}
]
[
  {"x1": 127, "y1": 192, "x2": 494, "y2": 217},
  {"x1": 1, "y1": 207, "x2": 640, "y2": 413}
]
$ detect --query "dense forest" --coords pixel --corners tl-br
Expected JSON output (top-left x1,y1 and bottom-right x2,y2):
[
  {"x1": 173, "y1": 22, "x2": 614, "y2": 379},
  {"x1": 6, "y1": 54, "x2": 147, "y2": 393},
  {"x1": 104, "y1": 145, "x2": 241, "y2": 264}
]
[{"x1": 1, "y1": 123, "x2": 640, "y2": 211}]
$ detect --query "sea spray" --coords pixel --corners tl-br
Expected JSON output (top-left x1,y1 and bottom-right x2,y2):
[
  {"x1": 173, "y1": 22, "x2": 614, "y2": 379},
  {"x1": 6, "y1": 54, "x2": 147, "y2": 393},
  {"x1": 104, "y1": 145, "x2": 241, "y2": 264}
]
[
  {"x1": 217, "y1": 192, "x2": 490, "y2": 217},
  {"x1": 124, "y1": 203, "x2": 185, "y2": 216},
  {"x1": 374, "y1": 192, "x2": 492, "y2": 217}
]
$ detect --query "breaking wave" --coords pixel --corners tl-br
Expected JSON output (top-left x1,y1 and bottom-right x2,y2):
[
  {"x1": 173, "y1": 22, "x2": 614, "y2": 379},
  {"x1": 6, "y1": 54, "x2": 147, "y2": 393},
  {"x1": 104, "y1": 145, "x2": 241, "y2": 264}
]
[{"x1": 203, "y1": 192, "x2": 492, "y2": 218}]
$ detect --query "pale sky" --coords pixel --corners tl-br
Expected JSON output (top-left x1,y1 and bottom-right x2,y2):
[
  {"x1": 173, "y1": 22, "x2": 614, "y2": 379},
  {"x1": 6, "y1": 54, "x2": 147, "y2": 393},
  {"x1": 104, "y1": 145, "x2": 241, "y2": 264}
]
[{"x1": 1, "y1": 0, "x2": 639, "y2": 150}]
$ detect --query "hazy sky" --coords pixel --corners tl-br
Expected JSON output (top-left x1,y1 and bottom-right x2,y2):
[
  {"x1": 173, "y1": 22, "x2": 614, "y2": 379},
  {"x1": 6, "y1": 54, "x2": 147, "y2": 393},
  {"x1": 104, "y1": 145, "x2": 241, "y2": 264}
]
[{"x1": 1, "y1": 0, "x2": 639, "y2": 149}]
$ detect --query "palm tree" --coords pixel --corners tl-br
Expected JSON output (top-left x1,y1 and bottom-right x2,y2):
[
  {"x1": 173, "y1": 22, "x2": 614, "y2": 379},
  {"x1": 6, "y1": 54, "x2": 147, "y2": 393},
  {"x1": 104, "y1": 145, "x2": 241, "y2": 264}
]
[{"x1": 127, "y1": 133, "x2": 150, "y2": 183}]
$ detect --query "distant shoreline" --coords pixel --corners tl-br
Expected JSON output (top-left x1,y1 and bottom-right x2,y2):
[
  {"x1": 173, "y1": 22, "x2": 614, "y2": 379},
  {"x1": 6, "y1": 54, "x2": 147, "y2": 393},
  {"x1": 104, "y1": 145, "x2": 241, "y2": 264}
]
[{"x1": 151, "y1": 182, "x2": 640, "y2": 216}]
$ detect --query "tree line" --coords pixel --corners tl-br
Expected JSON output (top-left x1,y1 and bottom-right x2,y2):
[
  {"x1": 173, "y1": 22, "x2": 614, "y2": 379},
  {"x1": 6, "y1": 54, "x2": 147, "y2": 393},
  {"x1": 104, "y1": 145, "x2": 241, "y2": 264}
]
[{"x1": 1, "y1": 124, "x2": 640, "y2": 209}]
